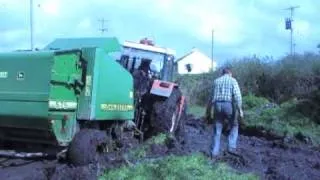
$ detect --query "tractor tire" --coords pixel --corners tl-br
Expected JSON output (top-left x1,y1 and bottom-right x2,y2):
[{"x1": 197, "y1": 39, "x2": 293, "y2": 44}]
[
  {"x1": 149, "y1": 88, "x2": 186, "y2": 141},
  {"x1": 175, "y1": 102, "x2": 187, "y2": 144},
  {"x1": 67, "y1": 129, "x2": 109, "y2": 166}
]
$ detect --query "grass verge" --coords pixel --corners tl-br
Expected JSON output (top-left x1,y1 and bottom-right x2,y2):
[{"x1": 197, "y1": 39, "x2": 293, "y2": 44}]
[
  {"x1": 189, "y1": 95, "x2": 320, "y2": 145},
  {"x1": 99, "y1": 154, "x2": 258, "y2": 180},
  {"x1": 243, "y1": 95, "x2": 320, "y2": 145}
]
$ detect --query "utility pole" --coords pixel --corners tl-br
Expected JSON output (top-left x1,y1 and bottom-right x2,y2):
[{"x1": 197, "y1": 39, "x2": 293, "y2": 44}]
[
  {"x1": 284, "y1": 5, "x2": 300, "y2": 57},
  {"x1": 30, "y1": 0, "x2": 34, "y2": 50},
  {"x1": 211, "y1": 29, "x2": 214, "y2": 71},
  {"x1": 98, "y1": 18, "x2": 108, "y2": 35}
]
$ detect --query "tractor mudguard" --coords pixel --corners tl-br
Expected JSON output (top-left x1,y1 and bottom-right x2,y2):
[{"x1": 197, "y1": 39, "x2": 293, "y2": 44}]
[{"x1": 150, "y1": 80, "x2": 177, "y2": 97}]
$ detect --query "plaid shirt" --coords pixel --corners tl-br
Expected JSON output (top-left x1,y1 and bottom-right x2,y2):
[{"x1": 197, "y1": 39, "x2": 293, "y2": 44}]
[{"x1": 212, "y1": 74, "x2": 242, "y2": 107}]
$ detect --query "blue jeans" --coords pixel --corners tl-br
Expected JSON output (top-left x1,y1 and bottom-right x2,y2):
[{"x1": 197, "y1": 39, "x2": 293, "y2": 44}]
[{"x1": 211, "y1": 101, "x2": 239, "y2": 156}]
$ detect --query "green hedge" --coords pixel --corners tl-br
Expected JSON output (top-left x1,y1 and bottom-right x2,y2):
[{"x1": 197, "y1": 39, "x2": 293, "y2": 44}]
[
  {"x1": 177, "y1": 52, "x2": 320, "y2": 124},
  {"x1": 243, "y1": 96, "x2": 320, "y2": 145}
]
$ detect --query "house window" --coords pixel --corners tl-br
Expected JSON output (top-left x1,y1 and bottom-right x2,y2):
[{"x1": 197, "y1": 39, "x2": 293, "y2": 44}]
[{"x1": 185, "y1": 63, "x2": 192, "y2": 72}]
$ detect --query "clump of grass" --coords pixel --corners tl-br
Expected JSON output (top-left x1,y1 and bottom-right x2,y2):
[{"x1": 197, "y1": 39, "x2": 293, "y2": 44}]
[
  {"x1": 243, "y1": 96, "x2": 320, "y2": 145},
  {"x1": 129, "y1": 146, "x2": 147, "y2": 159},
  {"x1": 243, "y1": 94, "x2": 270, "y2": 109},
  {"x1": 188, "y1": 105, "x2": 206, "y2": 117},
  {"x1": 99, "y1": 154, "x2": 258, "y2": 180},
  {"x1": 147, "y1": 133, "x2": 168, "y2": 145},
  {"x1": 127, "y1": 133, "x2": 170, "y2": 160}
]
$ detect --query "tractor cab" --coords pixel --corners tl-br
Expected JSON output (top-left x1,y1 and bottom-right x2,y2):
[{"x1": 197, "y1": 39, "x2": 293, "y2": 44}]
[
  {"x1": 116, "y1": 39, "x2": 186, "y2": 142},
  {"x1": 118, "y1": 38, "x2": 176, "y2": 82}
]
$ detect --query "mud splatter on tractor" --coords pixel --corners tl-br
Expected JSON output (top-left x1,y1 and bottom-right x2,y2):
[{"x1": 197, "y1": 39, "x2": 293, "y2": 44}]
[{"x1": 0, "y1": 37, "x2": 187, "y2": 166}]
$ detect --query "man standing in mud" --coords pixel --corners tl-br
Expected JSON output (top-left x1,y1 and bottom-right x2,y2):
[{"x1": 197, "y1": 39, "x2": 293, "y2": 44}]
[{"x1": 210, "y1": 67, "x2": 243, "y2": 157}]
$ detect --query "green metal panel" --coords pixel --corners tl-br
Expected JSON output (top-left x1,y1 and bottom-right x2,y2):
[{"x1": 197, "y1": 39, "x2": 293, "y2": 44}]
[
  {"x1": 76, "y1": 48, "x2": 96, "y2": 120},
  {"x1": 0, "y1": 49, "x2": 83, "y2": 146},
  {"x1": 49, "y1": 51, "x2": 82, "y2": 106},
  {"x1": 0, "y1": 102, "x2": 49, "y2": 124},
  {"x1": 92, "y1": 48, "x2": 134, "y2": 120},
  {"x1": 0, "y1": 37, "x2": 133, "y2": 146},
  {"x1": 44, "y1": 37, "x2": 122, "y2": 53},
  {"x1": 76, "y1": 48, "x2": 134, "y2": 120},
  {"x1": 0, "y1": 51, "x2": 59, "y2": 145},
  {"x1": 48, "y1": 51, "x2": 83, "y2": 145},
  {"x1": 0, "y1": 51, "x2": 53, "y2": 118}
]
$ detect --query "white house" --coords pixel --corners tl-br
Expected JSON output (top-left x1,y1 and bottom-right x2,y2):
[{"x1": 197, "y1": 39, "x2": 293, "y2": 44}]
[{"x1": 176, "y1": 48, "x2": 217, "y2": 74}]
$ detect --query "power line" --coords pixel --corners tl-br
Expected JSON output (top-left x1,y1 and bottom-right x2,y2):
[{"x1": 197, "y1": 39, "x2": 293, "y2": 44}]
[
  {"x1": 211, "y1": 29, "x2": 214, "y2": 71},
  {"x1": 284, "y1": 5, "x2": 300, "y2": 57},
  {"x1": 30, "y1": 0, "x2": 34, "y2": 50},
  {"x1": 98, "y1": 18, "x2": 108, "y2": 35}
]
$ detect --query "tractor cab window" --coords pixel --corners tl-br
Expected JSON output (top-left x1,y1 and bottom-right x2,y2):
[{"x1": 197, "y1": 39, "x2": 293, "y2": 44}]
[
  {"x1": 120, "y1": 49, "x2": 165, "y2": 76},
  {"x1": 118, "y1": 39, "x2": 176, "y2": 81},
  {"x1": 119, "y1": 52, "x2": 175, "y2": 81}
]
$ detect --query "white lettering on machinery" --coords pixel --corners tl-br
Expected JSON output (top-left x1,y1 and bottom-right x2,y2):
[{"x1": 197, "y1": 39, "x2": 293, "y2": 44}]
[
  {"x1": 85, "y1": 75, "x2": 92, "y2": 96},
  {"x1": 86, "y1": 75, "x2": 92, "y2": 85},
  {"x1": 0, "y1": 72, "x2": 8, "y2": 78},
  {"x1": 49, "y1": 100, "x2": 77, "y2": 110}
]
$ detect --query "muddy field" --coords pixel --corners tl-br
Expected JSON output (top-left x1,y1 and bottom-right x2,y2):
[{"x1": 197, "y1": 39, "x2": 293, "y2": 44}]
[
  {"x1": 0, "y1": 115, "x2": 320, "y2": 180},
  {"x1": 183, "y1": 116, "x2": 320, "y2": 180}
]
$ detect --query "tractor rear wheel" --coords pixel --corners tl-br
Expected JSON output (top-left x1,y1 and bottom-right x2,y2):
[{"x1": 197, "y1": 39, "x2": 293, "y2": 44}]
[
  {"x1": 67, "y1": 129, "x2": 109, "y2": 166},
  {"x1": 175, "y1": 102, "x2": 187, "y2": 144},
  {"x1": 149, "y1": 88, "x2": 186, "y2": 142}
]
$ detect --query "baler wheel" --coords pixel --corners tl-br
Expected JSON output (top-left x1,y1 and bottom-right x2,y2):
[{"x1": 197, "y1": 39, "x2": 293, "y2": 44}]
[{"x1": 67, "y1": 129, "x2": 109, "y2": 166}]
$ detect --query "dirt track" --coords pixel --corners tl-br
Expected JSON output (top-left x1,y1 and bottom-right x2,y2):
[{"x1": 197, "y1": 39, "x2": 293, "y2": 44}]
[
  {"x1": 1, "y1": 115, "x2": 320, "y2": 180},
  {"x1": 183, "y1": 116, "x2": 320, "y2": 180}
]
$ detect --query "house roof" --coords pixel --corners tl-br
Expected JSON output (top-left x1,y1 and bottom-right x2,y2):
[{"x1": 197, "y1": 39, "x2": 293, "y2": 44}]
[
  {"x1": 175, "y1": 50, "x2": 193, "y2": 62},
  {"x1": 176, "y1": 48, "x2": 214, "y2": 63}
]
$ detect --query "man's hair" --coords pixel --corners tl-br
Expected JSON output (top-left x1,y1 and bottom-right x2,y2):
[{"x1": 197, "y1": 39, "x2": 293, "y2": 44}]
[
  {"x1": 222, "y1": 67, "x2": 232, "y2": 75},
  {"x1": 138, "y1": 59, "x2": 151, "y2": 73}
]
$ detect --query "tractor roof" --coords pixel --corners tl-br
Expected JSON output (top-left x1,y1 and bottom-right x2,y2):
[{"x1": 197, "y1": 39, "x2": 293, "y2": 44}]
[{"x1": 122, "y1": 41, "x2": 176, "y2": 56}]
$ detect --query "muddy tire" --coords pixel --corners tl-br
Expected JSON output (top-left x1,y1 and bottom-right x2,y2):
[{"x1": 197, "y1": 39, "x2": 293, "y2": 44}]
[
  {"x1": 149, "y1": 88, "x2": 186, "y2": 141},
  {"x1": 67, "y1": 129, "x2": 108, "y2": 166},
  {"x1": 176, "y1": 102, "x2": 187, "y2": 144}
]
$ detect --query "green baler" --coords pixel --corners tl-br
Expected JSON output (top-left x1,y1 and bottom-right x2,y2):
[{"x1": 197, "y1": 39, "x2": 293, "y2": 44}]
[{"x1": 0, "y1": 38, "x2": 134, "y2": 164}]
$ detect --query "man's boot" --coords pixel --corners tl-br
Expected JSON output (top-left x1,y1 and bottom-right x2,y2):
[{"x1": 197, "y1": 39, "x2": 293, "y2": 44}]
[
  {"x1": 211, "y1": 122, "x2": 222, "y2": 159},
  {"x1": 227, "y1": 125, "x2": 239, "y2": 155}
]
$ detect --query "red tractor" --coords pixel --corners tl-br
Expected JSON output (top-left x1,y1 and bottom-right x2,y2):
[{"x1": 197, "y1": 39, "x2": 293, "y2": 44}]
[{"x1": 117, "y1": 39, "x2": 187, "y2": 142}]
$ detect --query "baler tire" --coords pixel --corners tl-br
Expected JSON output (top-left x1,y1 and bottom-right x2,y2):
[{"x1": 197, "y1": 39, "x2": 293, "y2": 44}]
[
  {"x1": 149, "y1": 88, "x2": 186, "y2": 140},
  {"x1": 67, "y1": 129, "x2": 108, "y2": 166}
]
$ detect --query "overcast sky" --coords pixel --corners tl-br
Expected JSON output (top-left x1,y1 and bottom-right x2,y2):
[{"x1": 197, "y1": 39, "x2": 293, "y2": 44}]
[{"x1": 0, "y1": 0, "x2": 319, "y2": 65}]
